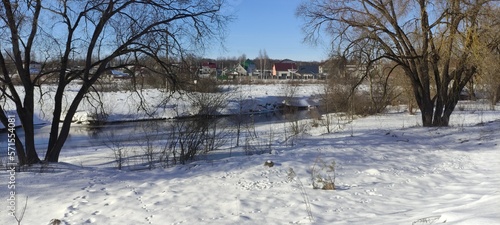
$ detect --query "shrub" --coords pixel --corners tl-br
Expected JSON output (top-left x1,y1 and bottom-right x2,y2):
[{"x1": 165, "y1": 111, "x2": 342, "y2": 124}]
[
  {"x1": 311, "y1": 157, "x2": 336, "y2": 190},
  {"x1": 169, "y1": 118, "x2": 227, "y2": 164}
]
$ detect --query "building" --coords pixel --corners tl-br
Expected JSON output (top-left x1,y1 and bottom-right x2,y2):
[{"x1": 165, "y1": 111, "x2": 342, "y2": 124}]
[
  {"x1": 297, "y1": 65, "x2": 319, "y2": 79},
  {"x1": 272, "y1": 59, "x2": 297, "y2": 79},
  {"x1": 199, "y1": 62, "x2": 217, "y2": 77},
  {"x1": 242, "y1": 59, "x2": 256, "y2": 76},
  {"x1": 29, "y1": 61, "x2": 42, "y2": 75}
]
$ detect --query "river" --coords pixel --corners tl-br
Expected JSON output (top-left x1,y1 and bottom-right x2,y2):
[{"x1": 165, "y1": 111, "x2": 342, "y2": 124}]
[{"x1": 0, "y1": 109, "x2": 316, "y2": 156}]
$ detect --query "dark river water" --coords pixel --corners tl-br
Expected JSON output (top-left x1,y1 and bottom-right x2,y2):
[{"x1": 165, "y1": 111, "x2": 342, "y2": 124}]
[{"x1": 0, "y1": 109, "x2": 316, "y2": 155}]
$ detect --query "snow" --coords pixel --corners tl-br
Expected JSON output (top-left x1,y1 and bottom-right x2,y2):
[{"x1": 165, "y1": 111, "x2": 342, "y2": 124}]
[{"x1": 1, "y1": 83, "x2": 500, "y2": 225}]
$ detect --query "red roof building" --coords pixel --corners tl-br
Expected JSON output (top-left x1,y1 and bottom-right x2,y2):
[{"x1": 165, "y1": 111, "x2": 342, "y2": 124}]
[{"x1": 272, "y1": 60, "x2": 297, "y2": 78}]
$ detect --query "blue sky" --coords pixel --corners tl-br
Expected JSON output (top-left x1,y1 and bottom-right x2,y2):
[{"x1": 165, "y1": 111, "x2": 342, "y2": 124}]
[{"x1": 205, "y1": 0, "x2": 330, "y2": 62}]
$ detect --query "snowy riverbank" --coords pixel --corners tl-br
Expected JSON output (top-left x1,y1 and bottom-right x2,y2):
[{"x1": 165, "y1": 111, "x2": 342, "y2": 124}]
[
  {"x1": 0, "y1": 100, "x2": 500, "y2": 225},
  {"x1": 1, "y1": 85, "x2": 500, "y2": 224}
]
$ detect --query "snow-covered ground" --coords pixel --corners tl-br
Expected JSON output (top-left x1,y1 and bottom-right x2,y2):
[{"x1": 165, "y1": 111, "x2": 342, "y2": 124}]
[{"x1": 1, "y1": 83, "x2": 500, "y2": 225}]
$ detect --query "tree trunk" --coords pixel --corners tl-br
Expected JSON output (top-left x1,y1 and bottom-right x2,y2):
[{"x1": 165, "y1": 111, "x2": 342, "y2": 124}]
[
  {"x1": 468, "y1": 78, "x2": 477, "y2": 101},
  {"x1": 13, "y1": 133, "x2": 28, "y2": 165},
  {"x1": 412, "y1": 77, "x2": 435, "y2": 127},
  {"x1": 45, "y1": 84, "x2": 90, "y2": 162},
  {"x1": 492, "y1": 85, "x2": 500, "y2": 109},
  {"x1": 19, "y1": 88, "x2": 41, "y2": 164},
  {"x1": 46, "y1": 73, "x2": 67, "y2": 161},
  {"x1": 22, "y1": 115, "x2": 41, "y2": 164},
  {"x1": 420, "y1": 103, "x2": 434, "y2": 127}
]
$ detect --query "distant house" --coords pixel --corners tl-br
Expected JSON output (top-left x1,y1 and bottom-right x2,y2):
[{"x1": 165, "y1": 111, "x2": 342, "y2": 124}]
[
  {"x1": 221, "y1": 64, "x2": 248, "y2": 79},
  {"x1": 199, "y1": 62, "x2": 217, "y2": 77},
  {"x1": 242, "y1": 59, "x2": 256, "y2": 76},
  {"x1": 29, "y1": 61, "x2": 42, "y2": 75},
  {"x1": 272, "y1": 59, "x2": 297, "y2": 79},
  {"x1": 233, "y1": 64, "x2": 247, "y2": 76},
  {"x1": 297, "y1": 65, "x2": 319, "y2": 79},
  {"x1": 318, "y1": 61, "x2": 330, "y2": 79}
]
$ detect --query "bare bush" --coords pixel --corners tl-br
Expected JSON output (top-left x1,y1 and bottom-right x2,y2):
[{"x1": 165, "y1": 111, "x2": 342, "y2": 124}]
[
  {"x1": 321, "y1": 64, "x2": 393, "y2": 118},
  {"x1": 187, "y1": 90, "x2": 228, "y2": 116},
  {"x1": 317, "y1": 112, "x2": 349, "y2": 134},
  {"x1": 104, "y1": 132, "x2": 128, "y2": 170},
  {"x1": 186, "y1": 77, "x2": 220, "y2": 93},
  {"x1": 311, "y1": 157, "x2": 336, "y2": 190},
  {"x1": 169, "y1": 118, "x2": 226, "y2": 164},
  {"x1": 139, "y1": 121, "x2": 162, "y2": 170},
  {"x1": 160, "y1": 83, "x2": 230, "y2": 164},
  {"x1": 243, "y1": 133, "x2": 271, "y2": 156},
  {"x1": 134, "y1": 70, "x2": 168, "y2": 90}
]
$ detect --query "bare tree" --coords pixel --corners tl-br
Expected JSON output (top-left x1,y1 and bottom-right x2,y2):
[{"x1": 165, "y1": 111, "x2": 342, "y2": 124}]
[
  {"x1": 473, "y1": 7, "x2": 500, "y2": 108},
  {"x1": 297, "y1": 0, "x2": 499, "y2": 126},
  {"x1": 0, "y1": 0, "x2": 229, "y2": 165},
  {"x1": 257, "y1": 49, "x2": 269, "y2": 79}
]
